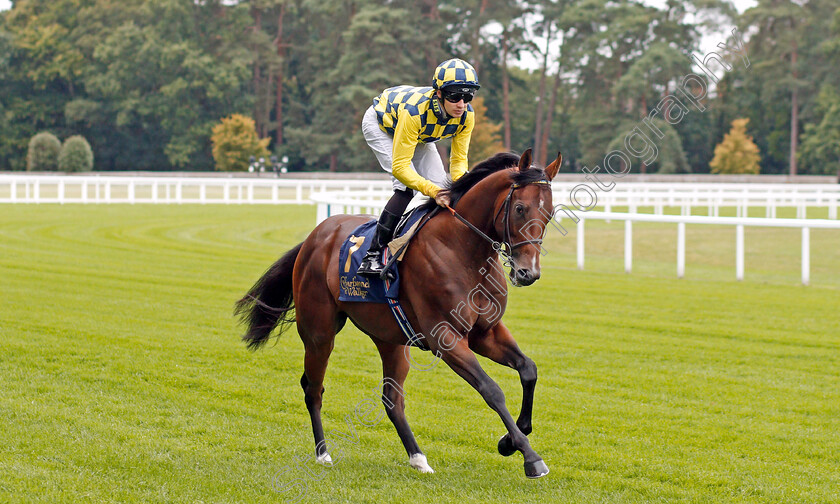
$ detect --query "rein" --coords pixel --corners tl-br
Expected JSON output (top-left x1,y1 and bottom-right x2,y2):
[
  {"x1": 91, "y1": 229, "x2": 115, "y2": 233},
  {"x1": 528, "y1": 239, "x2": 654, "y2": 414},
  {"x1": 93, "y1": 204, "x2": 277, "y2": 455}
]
[{"x1": 445, "y1": 179, "x2": 551, "y2": 272}]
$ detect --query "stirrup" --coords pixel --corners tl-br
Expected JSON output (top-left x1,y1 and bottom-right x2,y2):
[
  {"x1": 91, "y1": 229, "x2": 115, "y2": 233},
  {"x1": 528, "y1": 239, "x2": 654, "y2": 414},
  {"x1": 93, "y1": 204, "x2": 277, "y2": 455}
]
[{"x1": 357, "y1": 250, "x2": 384, "y2": 276}]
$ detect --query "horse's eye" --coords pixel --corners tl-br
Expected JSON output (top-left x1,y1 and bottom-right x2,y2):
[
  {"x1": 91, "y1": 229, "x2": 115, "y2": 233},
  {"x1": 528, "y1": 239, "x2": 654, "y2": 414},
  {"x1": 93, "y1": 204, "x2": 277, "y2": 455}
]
[{"x1": 515, "y1": 204, "x2": 525, "y2": 215}]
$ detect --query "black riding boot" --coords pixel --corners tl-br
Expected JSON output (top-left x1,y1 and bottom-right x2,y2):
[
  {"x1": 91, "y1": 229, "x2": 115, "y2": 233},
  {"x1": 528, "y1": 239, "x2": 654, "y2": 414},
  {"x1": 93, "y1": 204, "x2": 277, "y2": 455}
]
[{"x1": 357, "y1": 189, "x2": 413, "y2": 278}]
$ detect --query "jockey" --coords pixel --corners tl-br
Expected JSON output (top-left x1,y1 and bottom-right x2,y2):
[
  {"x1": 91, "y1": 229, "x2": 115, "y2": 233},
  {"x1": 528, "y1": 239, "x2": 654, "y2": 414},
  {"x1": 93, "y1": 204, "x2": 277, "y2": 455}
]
[{"x1": 357, "y1": 58, "x2": 480, "y2": 278}]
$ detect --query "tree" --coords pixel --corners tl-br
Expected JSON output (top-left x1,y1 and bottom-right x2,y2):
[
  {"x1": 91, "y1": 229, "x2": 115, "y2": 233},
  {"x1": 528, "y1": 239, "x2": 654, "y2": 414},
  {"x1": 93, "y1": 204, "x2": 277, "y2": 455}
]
[
  {"x1": 58, "y1": 135, "x2": 94, "y2": 172},
  {"x1": 1, "y1": 0, "x2": 835, "y2": 175},
  {"x1": 480, "y1": 0, "x2": 528, "y2": 150},
  {"x1": 1, "y1": 0, "x2": 255, "y2": 171},
  {"x1": 560, "y1": 0, "x2": 658, "y2": 168},
  {"x1": 798, "y1": 86, "x2": 840, "y2": 176},
  {"x1": 211, "y1": 114, "x2": 270, "y2": 172},
  {"x1": 26, "y1": 131, "x2": 61, "y2": 171},
  {"x1": 709, "y1": 118, "x2": 761, "y2": 174},
  {"x1": 446, "y1": 0, "x2": 492, "y2": 75},
  {"x1": 246, "y1": 0, "x2": 289, "y2": 141},
  {"x1": 84, "y1": 0, "x2": 254, "y2": 170},
  {"x1": 607, "y1": 118, "x2": 690, "y2": 174},
  {"x1": 534, "y1": 0, "x2": 578, "y2": 167},
  {"x1": 0, "y1": 23, "x2": 15, "y2": 169},
  {"x1": 3, "y1": 0, "x2": 96, "y2": 170},
  {"x1": 284, "y1": 2, "x2": 429, "y2": 171},
  {"x1": 741, "y1": 0, "x2": 809, "y2": 176},
  {"x1": 467, "y1": 96, "x2": 504, "y2": 163}
]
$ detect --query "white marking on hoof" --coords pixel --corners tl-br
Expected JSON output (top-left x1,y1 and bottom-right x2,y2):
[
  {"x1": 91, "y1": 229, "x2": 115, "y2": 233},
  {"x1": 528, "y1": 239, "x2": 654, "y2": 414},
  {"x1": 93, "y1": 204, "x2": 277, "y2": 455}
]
[
  {"x1": 316, "y1": 453, "x2": 333, "y2": 466},
  {"x1": 409, "y1": 453, "x2": 434, "y2": 473},
  {"x1": 532, "y1": 466, "x2": 549, "y2": 478}
]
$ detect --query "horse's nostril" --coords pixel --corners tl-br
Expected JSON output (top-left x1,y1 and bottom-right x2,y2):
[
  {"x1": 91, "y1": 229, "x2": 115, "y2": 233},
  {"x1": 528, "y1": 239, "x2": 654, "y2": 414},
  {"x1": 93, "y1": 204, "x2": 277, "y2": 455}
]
[{"x1": 517, "y1": 269, "x2": 530, "y2": 279}]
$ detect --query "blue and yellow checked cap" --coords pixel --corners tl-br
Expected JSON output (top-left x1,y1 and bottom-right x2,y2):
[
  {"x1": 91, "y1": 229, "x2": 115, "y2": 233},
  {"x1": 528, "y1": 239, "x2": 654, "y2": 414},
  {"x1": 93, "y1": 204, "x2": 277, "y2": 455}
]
[{"x1": 432, "y1": 58, "x2": 480, "y2": 91}]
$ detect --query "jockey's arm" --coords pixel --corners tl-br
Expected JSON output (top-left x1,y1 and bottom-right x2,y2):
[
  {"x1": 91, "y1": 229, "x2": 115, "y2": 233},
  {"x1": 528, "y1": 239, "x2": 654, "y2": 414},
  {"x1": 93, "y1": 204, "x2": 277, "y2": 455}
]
[
  {"x1": 391, "y1": 112, "x2": 442, "y2": 198},
  {"x1": 448, "y1": 112, "x2": 475, "y2": 182}
]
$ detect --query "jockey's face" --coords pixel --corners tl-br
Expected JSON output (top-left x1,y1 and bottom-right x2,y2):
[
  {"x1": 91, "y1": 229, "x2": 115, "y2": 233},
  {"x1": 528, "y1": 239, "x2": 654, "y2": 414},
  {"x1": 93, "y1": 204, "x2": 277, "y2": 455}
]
[{"x1": 437, "y1": 90, "x2": 468, "y2": 118}]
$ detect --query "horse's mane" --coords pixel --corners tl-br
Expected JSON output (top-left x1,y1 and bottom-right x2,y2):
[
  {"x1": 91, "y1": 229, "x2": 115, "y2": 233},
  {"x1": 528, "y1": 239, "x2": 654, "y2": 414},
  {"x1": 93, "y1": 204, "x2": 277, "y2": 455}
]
[{"x1": 419, "y1": 152, "x2": 547, "y2": 212}]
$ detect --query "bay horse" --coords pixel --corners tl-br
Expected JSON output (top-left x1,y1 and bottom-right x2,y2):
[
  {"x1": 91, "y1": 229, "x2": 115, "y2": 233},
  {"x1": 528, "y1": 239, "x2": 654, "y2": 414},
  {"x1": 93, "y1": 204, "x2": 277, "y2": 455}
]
[{"x1": 236, "y1": 149, "x2": 562, "y2": 478}]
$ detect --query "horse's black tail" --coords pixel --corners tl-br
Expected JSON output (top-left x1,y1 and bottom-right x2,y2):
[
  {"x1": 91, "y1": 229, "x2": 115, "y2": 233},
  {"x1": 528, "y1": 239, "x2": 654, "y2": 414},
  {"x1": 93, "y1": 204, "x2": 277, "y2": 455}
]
[{"x1": 235, "y1": 242, "x2": 304, "y2": 351}]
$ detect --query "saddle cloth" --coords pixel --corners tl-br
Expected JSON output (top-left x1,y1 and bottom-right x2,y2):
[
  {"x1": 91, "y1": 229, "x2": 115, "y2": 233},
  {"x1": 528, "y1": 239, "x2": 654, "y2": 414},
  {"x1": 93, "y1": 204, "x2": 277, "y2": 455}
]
[{"x1": 338, "y1": 207, "x2": 429, "y2": 303}]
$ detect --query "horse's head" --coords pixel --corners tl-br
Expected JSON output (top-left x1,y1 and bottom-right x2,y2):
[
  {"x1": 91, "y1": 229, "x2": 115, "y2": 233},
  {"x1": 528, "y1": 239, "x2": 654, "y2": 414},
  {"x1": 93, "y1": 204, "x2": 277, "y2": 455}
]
[
  {"x1": 437, "y1": 148, "x2": 563, "y2": 287},
  {"x1": 495, "y1": 149, "x2": 562, "y2": 287}
]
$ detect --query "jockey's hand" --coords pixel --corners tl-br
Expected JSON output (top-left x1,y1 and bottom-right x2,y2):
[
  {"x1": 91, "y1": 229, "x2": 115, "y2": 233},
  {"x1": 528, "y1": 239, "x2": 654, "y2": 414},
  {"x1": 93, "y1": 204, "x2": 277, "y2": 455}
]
[{"x1": 434, "y1": 190, "x2": 451, "y2": 207}]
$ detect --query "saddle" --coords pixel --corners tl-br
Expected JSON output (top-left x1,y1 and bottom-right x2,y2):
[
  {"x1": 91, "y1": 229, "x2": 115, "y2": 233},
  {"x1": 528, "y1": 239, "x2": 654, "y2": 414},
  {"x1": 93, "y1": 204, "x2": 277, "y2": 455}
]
[
  {"x1": 387, "y1": 206, "x2": 435, "y2": 262},
  {"x1": 337, "y1": 206, "x2": 436, "y2": 351},
  {"x1": 338, "y1": 207, "x2": 433, "y2": 304}
]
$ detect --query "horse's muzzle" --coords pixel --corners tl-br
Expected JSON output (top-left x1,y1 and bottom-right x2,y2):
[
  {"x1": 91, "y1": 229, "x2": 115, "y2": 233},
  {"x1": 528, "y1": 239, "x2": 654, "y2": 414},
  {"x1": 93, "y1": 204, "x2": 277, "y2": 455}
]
[{"x1": 513, "y1": 268, "x2": 540, "y2": 286}]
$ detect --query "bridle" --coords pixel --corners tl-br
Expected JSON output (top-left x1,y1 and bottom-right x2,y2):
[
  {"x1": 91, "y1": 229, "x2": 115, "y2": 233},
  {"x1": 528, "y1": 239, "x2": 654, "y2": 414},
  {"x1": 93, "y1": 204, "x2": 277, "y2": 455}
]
[{"x1": 445, "y1": 178, "x2": 551, "y2": 272}]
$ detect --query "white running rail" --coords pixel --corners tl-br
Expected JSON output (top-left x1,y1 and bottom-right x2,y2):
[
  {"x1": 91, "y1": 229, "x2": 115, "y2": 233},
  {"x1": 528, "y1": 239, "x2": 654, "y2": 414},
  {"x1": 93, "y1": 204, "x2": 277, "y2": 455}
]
[
  {"x1": 313, "y1": 182, "x2": 840, "y2": 220},
  {"x1": 549, "y1": 182, "x2": 840, "y2": 219},
  {"x1": 570, "y1": 212, "x2": 840, "y2": 286},
  {"x1": 310, "y1": 191, "x2": 390, "y2": 223},
  {"x1": 0, "y1": 174, "x2": 391, "y2": 205},
  {"x1": 2, "y1": 175, "x2": 838, "y2": 219}
]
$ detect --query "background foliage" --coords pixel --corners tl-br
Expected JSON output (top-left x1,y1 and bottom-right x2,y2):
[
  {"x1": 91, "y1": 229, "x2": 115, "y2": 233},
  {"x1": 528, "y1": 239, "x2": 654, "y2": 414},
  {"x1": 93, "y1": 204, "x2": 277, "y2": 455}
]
[
  {"x1": 57, "y1": 134, "x2": 94, "y2": 172},
  {"x1": 710, "y1": 118, "x2": 761, "y2": 174},
  {"x1": 25, "y1": 131, "x2": 61, "y2": 171},
  {"x1": 1, "y1": 0, "x2": 838, "y2": 176},
  {"x1": 211, "y1": 114, "x2": 271, "y2": 172}
]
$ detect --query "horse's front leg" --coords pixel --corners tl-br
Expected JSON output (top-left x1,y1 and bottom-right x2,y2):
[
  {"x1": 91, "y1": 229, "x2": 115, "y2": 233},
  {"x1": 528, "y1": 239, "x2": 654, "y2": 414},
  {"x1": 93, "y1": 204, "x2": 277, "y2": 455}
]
[
  {"x1": 468, "y1": 322, "x2": 537, "y2": 457},
  {"x1": 438, "y1": 339, "x2": 548, "y2": 478}
]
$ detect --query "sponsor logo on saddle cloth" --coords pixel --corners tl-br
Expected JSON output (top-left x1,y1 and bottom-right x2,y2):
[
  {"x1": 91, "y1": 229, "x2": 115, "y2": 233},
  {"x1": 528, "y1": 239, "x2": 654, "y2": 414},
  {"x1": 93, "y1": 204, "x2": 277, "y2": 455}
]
[{"x1": 338, "y1": 208, "x2": 429, "y2": 303}]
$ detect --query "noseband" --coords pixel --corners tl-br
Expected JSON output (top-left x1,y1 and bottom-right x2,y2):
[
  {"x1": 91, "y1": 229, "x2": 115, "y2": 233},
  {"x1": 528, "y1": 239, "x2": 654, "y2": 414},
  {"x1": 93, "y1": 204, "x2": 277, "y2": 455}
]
[{"x1": 445, "y1": 178, "x2": 551, "y2": 272}]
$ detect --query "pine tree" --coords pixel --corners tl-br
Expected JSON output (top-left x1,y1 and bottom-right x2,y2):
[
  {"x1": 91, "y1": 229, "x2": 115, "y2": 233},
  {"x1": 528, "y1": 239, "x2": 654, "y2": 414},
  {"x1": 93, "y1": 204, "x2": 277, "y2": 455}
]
[
  {"x1": 607, "y1": 118, "x2": 690, "y2": 174},
  {"x1": 710, "y1": 118, "x2": 761, "y2": 174},
  {"x1": 799, "y1": 86, "x2": 840, "y2": 176}
]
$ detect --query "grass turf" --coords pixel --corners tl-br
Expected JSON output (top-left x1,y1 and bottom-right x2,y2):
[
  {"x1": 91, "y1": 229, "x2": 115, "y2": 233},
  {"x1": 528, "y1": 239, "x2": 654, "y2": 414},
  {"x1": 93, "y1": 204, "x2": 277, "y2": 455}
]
[{"x1": 1, "y1": 204, "x2": 838, "y2": 503}]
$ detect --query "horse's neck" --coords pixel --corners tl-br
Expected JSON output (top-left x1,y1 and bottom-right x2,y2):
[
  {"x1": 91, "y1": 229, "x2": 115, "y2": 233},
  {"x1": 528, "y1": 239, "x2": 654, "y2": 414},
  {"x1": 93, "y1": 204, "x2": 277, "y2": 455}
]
[
  {"x1": 443, "y1": 171, "x2": 511, "y2": 293},
  {"x1": 410, "y1": 171, "x2": 511, "y2": 297},
  {"x1": 454, "y1": 171, "x2": 510, "y2": 239}
]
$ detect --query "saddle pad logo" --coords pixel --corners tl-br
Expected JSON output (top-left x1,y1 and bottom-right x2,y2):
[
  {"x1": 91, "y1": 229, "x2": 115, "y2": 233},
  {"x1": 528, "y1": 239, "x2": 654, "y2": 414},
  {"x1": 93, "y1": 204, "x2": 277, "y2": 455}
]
[
  {"x1": 344, "y1": 235, "x2": 366, "y2": 273},
  {"x1": 340, "y1": 275, "x2": 371, "y2": 299}
]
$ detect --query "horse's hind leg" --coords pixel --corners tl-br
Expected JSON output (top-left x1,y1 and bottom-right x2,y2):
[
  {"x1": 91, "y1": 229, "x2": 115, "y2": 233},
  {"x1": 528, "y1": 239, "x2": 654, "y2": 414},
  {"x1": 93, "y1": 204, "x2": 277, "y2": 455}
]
[
  {"x1": 299, "y1": 312, "x2": 346, "y2": 465},
  {"x1": 375, "y1": 341, "x2": 433, "y2": 473}
]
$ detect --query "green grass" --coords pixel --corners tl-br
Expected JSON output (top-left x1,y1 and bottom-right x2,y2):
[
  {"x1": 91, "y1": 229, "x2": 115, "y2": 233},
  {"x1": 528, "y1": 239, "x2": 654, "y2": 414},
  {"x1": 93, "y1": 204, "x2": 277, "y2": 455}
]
[{"x1": 1, "y1": 204, "x2": 838, "y2": 503}]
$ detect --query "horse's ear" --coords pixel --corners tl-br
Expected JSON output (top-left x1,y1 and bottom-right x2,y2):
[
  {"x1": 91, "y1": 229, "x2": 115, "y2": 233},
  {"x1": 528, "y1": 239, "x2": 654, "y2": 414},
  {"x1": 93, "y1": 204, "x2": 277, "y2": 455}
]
[
  {"x1": 517, "y1": 148, "x2": 533, "y2": 172},
  {"x1": 544, "y1": 151, "x2": 563, "y2": 181}
]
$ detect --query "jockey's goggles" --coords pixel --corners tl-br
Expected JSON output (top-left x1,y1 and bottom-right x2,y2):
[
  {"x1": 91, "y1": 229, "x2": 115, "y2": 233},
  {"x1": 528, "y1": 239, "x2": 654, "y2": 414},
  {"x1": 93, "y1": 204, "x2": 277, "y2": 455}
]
[{"x1": 442, "y1": 90, "x2": 475, "y2": 103}]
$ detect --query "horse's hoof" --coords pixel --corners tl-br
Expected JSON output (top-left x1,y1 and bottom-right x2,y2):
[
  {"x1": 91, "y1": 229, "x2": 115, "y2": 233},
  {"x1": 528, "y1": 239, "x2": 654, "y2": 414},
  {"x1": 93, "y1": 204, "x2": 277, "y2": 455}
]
[
  {"x1": 524, "y1": 459, "x2": 549, "y2": 478},
  {"x1": 316, "y1": 452, "x2": 333, "y2": 466},
  {"x1": 497, "y1": 434, "x2": 516, "y2": 457},
  {"x1": 409, "y1": 453, "x2": 435, "y2": 474}
]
